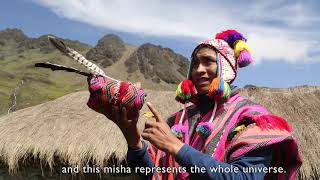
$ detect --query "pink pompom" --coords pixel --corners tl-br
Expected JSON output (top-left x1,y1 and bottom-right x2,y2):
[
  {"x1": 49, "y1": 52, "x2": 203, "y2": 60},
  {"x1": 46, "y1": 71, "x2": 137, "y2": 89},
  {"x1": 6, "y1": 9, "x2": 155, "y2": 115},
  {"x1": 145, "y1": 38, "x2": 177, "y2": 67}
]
[
  {"x1": 237, "y1": 49, "x2": 253, "y2": 68},
  {"x1": 171, "y1": 124, "x2": 188, "y2": 139}
]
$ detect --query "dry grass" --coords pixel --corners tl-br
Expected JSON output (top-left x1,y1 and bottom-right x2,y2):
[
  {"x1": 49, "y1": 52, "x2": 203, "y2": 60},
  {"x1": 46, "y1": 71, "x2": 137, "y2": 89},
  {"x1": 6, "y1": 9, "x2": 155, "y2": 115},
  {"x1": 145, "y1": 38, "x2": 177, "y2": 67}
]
[
  {"x1": 0, "y1": 86, "x2": 319, "y2": 179},
  {"x1": 0, "y1": 89, "x2": 180, "y2": 174}
]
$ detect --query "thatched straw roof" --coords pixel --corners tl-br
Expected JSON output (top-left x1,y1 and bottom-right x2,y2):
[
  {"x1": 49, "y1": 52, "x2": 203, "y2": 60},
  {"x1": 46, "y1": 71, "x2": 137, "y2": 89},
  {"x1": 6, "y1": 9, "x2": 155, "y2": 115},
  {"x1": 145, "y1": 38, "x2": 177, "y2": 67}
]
[
  {"x1": 0, "y1": 86, "x2": 319, "y2": 179},
  {"x1": 0, "y1": 90, "x2": 180, "y2": 174},
  {"x1": 240, "y1": 86, "x2": 320, "y2": 180}
]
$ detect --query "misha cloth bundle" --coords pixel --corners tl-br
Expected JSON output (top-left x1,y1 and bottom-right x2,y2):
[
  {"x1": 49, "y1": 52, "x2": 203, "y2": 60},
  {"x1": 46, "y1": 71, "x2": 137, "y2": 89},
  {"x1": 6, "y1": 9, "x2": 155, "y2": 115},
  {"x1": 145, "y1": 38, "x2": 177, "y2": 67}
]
[{"x1": 35, "y1": 36, "x2": 146, "y2": 119}]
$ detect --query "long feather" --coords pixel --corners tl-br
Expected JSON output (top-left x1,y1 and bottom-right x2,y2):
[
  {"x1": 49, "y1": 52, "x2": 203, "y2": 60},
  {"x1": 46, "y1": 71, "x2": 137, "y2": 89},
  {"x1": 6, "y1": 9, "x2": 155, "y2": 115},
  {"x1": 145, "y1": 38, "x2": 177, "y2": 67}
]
[
  {"x1": 35, "y1": 62, "x2": 91, "y2": 77},
  {"x1": 47, "y1": 36, "x2": 115, "y2": 80}
]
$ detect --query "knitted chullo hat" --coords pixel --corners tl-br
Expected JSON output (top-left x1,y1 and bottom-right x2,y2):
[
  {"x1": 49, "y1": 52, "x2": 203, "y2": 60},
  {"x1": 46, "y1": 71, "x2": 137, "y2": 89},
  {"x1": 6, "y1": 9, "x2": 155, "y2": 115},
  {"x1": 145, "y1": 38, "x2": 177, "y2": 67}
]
[
  {"x1": 172, "y1": 30, "x2": 253, "y2": 139},
  {"x1": 175, "y1": 29, "x2": 253, "y2": 104}
]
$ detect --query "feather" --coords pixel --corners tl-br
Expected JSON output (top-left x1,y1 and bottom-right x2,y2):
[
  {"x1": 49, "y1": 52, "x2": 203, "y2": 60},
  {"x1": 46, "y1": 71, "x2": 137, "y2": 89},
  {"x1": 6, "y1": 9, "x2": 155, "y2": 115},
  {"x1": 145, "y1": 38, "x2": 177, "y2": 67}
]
[
  {"x1": 34, "y1": 62, "x2": 91, "y2": 77},
  {"x1": 47, "y1": 36, "x2": 109, "y2": 79}
]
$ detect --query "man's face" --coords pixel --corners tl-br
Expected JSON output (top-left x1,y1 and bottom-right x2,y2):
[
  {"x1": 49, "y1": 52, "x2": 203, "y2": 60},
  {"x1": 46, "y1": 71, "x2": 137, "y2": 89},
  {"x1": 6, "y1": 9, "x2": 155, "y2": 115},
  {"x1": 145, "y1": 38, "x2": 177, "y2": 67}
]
[{"x1": 191, "y1": 47, "x2": 218, "y2": 94}]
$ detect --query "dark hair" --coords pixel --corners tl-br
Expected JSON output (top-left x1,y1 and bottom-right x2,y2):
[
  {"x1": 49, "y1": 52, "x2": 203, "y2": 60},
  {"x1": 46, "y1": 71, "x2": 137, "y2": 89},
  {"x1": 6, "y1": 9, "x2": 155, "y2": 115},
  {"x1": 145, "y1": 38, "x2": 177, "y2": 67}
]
[{"x1": 191, "y1": 44, "x2": 217, "y2": 62}]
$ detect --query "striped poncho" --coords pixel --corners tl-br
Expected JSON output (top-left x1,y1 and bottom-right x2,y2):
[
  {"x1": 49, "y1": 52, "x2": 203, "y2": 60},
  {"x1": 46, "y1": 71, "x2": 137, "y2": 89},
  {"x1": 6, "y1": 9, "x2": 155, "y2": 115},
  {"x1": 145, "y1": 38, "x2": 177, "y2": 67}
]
[{"x1": 145, "y1": 91, "x2": 302, "y2": 180}]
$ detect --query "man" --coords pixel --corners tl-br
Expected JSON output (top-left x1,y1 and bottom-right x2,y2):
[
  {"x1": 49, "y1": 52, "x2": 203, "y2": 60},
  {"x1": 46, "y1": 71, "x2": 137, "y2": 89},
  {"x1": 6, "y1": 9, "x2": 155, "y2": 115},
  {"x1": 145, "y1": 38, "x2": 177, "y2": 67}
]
[{"x1": 88, "y1": 30, "x2": 301, "y2": 180}]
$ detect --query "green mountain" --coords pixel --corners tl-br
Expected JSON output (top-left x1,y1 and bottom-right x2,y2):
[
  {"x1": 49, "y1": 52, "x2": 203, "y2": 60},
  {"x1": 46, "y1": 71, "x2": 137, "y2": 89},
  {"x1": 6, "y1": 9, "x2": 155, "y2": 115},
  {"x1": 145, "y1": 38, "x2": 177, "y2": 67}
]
[
  {"x1": 0, "y1": 28, "x2": 93, "y2": 115},
  {"x1": 0, "y1": 28, "x2": 189, "y2": 115}
]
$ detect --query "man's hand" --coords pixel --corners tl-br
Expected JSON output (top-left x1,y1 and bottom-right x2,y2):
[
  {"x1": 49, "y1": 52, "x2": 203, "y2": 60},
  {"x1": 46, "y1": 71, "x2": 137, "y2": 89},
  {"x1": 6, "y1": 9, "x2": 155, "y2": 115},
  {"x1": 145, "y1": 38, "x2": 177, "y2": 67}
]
[
  {"x1": 142, "y1": 102, "x2": 184, "y2": 156},
  {"x1": 112, "y1": 106, "x2": 143, "y2": 150}
]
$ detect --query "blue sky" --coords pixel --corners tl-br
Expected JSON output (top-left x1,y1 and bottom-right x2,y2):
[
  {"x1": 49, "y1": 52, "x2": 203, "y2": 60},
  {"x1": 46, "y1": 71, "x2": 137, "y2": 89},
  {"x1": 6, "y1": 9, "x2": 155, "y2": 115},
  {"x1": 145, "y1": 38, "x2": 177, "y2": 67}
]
[{"x1": 1, "y1": 0, "x2": 320, "y2": 87}]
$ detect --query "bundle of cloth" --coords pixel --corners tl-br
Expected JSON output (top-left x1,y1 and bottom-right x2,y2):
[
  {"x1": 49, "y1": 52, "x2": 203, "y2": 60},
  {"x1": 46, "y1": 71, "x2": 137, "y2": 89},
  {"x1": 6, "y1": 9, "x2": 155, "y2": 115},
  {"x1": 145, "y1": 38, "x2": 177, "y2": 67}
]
[{"x1": 35, "y1": 36, "x2": 146, "y2": 120}]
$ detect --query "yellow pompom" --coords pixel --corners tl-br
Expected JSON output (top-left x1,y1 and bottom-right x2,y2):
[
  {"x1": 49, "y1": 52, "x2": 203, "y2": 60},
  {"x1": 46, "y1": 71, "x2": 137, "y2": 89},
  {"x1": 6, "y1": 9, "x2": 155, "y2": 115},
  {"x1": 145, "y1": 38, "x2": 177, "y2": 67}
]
[
  {"x1": 176, "y1": 82, "x2": 182, "y2": 97},
  {"x1": 234, "y1": 40, "x2": 251, "y2": 58},
  {"x1": 235, "y1": 124, "x2": 246, "y2": 132}
]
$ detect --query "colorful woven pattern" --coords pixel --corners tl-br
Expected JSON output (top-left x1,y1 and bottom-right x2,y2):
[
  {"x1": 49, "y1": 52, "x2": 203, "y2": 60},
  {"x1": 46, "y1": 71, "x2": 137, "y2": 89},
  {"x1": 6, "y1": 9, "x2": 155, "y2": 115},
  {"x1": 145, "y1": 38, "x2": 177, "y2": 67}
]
[
  {"x1": 148, "y1": 94, "x2": 302, "y2": 180},
  {"x1": 198, "y1": 39, "x2": 236, "y2": 84},
  {"x1": 87, "y1": 75, "x2": 146, "y2": 120}
]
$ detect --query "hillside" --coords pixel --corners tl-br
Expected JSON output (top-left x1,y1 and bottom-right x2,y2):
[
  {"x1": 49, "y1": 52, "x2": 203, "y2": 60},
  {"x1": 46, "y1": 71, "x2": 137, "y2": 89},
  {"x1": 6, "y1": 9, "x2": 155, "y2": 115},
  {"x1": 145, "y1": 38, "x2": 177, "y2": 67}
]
[
  {"x1": 0, "y1": 28, "x2": 92, "y2": 115},
  {"x1": 0, "y1": 28, "x2": 189, "y2": 115}
]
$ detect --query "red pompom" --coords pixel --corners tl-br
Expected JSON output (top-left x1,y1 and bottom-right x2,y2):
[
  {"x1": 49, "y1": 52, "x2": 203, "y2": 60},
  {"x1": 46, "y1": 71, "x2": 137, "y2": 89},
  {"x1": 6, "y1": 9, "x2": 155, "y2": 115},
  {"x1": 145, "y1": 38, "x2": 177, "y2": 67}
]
[
  {"x1": 215, "y1": 30, "x2": 238, "y2": 40},
  {"x1": 176, "y1": 79, "x2": 198, "y2": 104},
  {"x1": 181, "y1": 79, "x2": 196, "y2": 95}
]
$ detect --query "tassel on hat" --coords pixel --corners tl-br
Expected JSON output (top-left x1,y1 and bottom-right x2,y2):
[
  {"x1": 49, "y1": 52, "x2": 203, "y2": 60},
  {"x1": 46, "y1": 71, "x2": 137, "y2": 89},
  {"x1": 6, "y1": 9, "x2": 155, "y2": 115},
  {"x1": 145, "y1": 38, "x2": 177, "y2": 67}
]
[
  {"x1": 208, "y1": 76, "x2": 231, "y2": 102},
  {"x1": 175, "y1": 79, "x2": 197, "y2": 104},
  {"x1": 172, "y1": 79, "x2": 196, "y2": 141}
]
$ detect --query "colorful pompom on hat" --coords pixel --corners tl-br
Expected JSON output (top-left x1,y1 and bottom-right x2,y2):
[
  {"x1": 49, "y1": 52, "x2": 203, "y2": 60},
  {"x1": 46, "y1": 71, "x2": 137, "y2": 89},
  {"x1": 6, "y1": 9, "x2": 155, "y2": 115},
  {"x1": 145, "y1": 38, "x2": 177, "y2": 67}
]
[{"x1": 175, "y1": 29, "x2": 253, "y2": 104}]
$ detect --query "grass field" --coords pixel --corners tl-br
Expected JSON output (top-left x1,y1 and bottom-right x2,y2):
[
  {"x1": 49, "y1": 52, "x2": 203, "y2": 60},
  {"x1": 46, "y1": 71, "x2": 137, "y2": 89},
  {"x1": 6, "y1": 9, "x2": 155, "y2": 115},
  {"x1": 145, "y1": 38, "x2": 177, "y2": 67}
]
[{"x1": 0, "y1": 48, "x2": 90, "y2": 115}]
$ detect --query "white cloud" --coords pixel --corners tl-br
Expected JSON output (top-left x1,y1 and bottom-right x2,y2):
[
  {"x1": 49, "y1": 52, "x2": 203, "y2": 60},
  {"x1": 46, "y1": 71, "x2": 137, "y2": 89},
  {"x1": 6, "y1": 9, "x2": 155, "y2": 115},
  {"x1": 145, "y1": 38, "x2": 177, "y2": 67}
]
[
  {"x1": 32, "y1": 0, "x2": 320, "y2": 63},
  {"x1": 249, "y1": 33, "x2": 317, "y2": 64}
]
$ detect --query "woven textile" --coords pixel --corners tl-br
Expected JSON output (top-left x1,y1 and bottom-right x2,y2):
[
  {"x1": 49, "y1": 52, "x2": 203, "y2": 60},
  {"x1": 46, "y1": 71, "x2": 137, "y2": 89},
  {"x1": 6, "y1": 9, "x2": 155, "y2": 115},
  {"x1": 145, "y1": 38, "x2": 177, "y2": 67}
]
[
  {"x1": 87, "y1": 75, "x2": 146, "y2": 120},
  {"x1": 147, "y1": 93, "x2": 301, "y2": 180}
]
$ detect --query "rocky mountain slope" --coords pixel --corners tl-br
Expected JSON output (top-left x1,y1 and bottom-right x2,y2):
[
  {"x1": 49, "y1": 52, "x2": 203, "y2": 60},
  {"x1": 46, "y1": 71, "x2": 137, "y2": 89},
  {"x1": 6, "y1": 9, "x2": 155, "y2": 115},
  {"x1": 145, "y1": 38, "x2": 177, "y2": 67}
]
[
  {"x1": 125, "y1": 43, "x2": 188, "y2": 83},
  {"x1": 86, "y1": 34, "x2": 126, "y2": 67}
]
